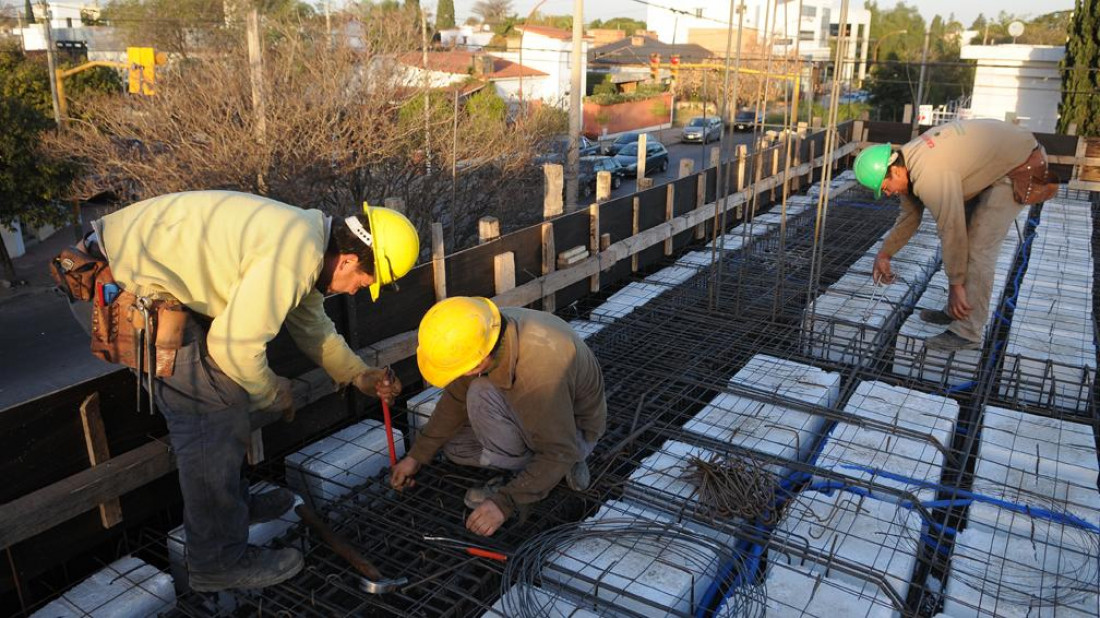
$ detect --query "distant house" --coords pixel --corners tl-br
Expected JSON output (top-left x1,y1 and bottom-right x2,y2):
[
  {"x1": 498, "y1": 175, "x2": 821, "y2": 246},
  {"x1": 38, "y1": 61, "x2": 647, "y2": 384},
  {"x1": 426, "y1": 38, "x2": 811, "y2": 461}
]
[
  {"x1": 393, "y1": 50, "x2": 548, "y2": 104},
  {"x1": 437, "y1": 25, "x2": 496, "y2": 50},
  {"x1": 959, "y1": 45, "x2": 1065, "y2": 133},
  {"x1": 494, "y1": 25, "x2": 589, "y2": 109},
  {"x1": 587, "y1": 35, "x2": 711, "y2": 91}
]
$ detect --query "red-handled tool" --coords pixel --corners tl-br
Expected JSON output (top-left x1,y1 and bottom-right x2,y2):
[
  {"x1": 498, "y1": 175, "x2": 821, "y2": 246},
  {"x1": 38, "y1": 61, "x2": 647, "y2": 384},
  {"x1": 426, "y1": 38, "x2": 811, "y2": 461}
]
[
  {"x1": 422, "y1": 535, "x2": 508, "y2": 562},
  {"x1": 381, "y1": 366, "x2": 397, "y2": 467}
]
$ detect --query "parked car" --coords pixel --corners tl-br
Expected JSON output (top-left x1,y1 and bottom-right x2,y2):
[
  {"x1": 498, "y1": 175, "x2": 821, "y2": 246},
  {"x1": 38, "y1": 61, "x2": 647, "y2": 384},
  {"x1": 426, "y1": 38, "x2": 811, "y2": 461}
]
[
  {"x1": 612, "y1": 140, "x2": 669, "y2": 176},
  {"x1": 733, "y1": 109, "x2": 764, "y2": 131},
  {"x1": 577, "y1": 155, "x2": 625, "y2": 197},
  {"x1": 681, "y1": 116, "x2": 723, "y2": 143},
  {"x1": 838, "y1": 90, "x2": 870, "y2": 104},
  {"x1": 603, "y1": 131, "x2": 641, "y2": 155},
  {"x1": 536, "y1": 135, "x2": 600, "y2": 164}
]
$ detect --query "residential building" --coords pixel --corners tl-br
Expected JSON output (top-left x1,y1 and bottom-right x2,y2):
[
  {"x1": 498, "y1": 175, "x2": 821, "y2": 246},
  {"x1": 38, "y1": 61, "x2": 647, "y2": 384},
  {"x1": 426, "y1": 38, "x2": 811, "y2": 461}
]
[
  {"x1": 959, "y1": 45, "x2": 1065, "y2": 133},
  {"x1": 587, "y1": 35, "x2": 712, "y2": 90},
  {"x1": 437, "y1": 25, "x2": 496, "y2": 50},
  {"x1": 493, "y1": 25, "x2": 588, "y2": 109},
  {"x1": 393, "y1": 50, "x2": 549, "y2": 104}
]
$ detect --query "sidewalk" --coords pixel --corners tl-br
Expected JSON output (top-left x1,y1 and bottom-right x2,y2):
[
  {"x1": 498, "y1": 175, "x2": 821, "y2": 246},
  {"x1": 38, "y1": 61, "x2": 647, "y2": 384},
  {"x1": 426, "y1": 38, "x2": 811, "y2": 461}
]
[{"x1": 0, "y1": 224, "x2": 80, "y2": 307}]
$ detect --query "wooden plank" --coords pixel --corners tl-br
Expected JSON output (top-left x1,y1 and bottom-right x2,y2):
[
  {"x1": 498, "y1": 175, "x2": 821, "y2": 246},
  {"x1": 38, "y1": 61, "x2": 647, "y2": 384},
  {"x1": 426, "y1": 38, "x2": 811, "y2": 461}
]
[
  {"x1": 543, "y1": 163, "x2": 564, "y2": 218},
  {"x1": 596, "y1": 171, "x2": 612, "y2": 202},
  {"x1": 637, "y1": 133, "x2": 648, "y2": 179},
  {"x1": 478, "y1": 216, "x2": 500, "y2": 244},
  {"x1": 678, "y1": 158, "x2": 694, "y2": 178},
  {"x1": 494, "y1": 251, "x2": 516, "y2": 295},
  {"x1": 694, "y1": 174, "x2": 706, "y2": 240},
  {"x1": 631, "y1": 197, "x2": 640, "y2": 272},
  {"x1": 78, "y1": 393, "x2": 123, "y2": 529},
  {"x1": 770, "y1": 143, "x2": 780, "y2": 201},
  {"x1": 709, "y1": 146, "x2": 720, "y2": 168},
  {"x1": 664, "y1": 184, "x2": 675, "y2": 256},
  {"x1": 431, "y1": 222, "x2": 446, "y2": 302},
  {"x1": 540, "y1": 222, "x2": 556, "y2": 312},
  {"x1": 589, "y1": 204, "x2": 600, "y2": 293},
  {"x1": 637, "y1": 178, "x2": 654, "y2": 190}
]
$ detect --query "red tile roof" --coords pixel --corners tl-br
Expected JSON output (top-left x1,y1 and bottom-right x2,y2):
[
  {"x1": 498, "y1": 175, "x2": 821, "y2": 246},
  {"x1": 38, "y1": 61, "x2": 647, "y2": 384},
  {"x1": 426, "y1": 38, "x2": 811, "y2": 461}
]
[
  {"x1": 515, "y1": 25, "x2": 574, "y2": 40},
  {"x1": 396, "y1": 50, "x2": 546, "y2": 79}
]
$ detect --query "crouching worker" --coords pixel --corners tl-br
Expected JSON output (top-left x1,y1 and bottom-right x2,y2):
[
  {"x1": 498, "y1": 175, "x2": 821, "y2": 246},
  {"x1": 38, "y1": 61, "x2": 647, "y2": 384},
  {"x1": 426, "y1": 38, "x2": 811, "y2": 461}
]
[
  {"x1": 390, "y1": 297, "x2": 607, "y2": 537},
  {"x1": 50, "y1": 191, "x2": 419, "y2": 591}
]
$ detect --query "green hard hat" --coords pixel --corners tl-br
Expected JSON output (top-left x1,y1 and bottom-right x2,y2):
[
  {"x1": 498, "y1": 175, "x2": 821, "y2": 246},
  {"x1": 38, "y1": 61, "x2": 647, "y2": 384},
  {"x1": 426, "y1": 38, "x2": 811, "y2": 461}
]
[{"x1": 853, "y1": 143, "x2": 893, "y2": 199}]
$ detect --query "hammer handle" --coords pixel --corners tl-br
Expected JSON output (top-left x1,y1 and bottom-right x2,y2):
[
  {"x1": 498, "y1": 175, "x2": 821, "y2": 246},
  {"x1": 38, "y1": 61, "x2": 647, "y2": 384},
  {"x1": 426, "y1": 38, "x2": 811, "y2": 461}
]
[{"x1": 295, "y1": 504, "x2": 383, "y2": 581}]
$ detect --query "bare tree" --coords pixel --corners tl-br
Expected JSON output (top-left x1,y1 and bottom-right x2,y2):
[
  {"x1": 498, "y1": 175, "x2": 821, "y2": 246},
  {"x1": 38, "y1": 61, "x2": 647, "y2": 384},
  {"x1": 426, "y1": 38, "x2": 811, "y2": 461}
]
[
  {"x1": 471, "y1": 0, "x2": 512, "y2": 25},
  {"x1": 44, "y1": 7, "x2": 564, "y2": 253}
]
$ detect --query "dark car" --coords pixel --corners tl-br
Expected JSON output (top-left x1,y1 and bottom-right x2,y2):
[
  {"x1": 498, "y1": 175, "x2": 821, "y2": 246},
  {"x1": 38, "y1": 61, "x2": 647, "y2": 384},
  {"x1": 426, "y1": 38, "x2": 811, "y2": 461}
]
[
  {"x1": 681, "y1": 116, "x2": 723, "y2": 143},
  {"x1": 612, "y1": 140, "x2": 669, "y2": 176},
  {"x1": 733, "y1": 109, "x2": 764, "y2": 131},
  {"x1": 603, "y1": 131, "x2": 641, "y2": 155},
  {"x1": 536, "y1": 135, "x2": 600, "y2": 164},
  {"x1": 577, "y1": 155, "x2": 625, "y2": 197}
]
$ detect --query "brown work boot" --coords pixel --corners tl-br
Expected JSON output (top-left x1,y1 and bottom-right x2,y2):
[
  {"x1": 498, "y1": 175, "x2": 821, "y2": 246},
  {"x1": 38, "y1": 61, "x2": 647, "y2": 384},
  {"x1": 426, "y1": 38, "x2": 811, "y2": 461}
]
[
  {"x1": 189, "y1": 546, "x2": 303, "y2": 592},
  {"x1": 919, "y1": 308, "x2": 954, "y2": 325},
  {"x1": 924, "y1": 331, "x2": 979, "y2": 352},
  {"x1": 248, "y1": 488, "x2": 296, "y2": 525},
  {"x1": 464, "y1": 476, "x2": 505, "y2": 510},
  {"x1": 565, "y1": 459, "x2": 591, "y2": 492}
]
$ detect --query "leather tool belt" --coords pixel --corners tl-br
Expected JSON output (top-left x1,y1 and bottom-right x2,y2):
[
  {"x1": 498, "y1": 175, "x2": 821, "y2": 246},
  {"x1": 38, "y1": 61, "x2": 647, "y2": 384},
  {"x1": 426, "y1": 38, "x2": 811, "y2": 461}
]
[{"x1": 1007, "y1": 145, "x2": 1059, "y2": 205}]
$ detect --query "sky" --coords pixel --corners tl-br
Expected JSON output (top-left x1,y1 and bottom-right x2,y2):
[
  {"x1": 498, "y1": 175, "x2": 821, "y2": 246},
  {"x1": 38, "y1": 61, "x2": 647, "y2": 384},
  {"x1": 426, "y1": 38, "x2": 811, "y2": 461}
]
[{"x1": 447, "y1": 0, "x2": 1079, "y2": 29}]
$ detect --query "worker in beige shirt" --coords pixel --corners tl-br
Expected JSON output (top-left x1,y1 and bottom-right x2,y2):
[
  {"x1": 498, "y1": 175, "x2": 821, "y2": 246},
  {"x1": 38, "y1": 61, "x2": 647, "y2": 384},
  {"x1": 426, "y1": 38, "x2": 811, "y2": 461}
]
[
  {"x1": 87, "y1": 191, "x2": 419, "y2": 591},
  {"x1": 853, "y1": 119, "x2": 1042, "y2": 351},
  {"x1": 390, "y1": 297, "x2": 607, "y2": 537}
]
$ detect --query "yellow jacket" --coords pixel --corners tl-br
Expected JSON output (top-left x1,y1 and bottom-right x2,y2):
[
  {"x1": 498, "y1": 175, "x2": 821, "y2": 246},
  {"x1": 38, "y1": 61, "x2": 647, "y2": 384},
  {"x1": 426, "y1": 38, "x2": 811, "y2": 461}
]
[{"x1": 96, "y1": 191, "x2": 369, "y2": 410}]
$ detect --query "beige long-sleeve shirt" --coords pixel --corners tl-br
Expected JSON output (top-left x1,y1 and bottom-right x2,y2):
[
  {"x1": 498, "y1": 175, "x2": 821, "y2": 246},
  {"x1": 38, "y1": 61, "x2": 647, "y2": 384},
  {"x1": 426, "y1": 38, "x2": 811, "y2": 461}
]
[
  {"x1": 880, "y1": 119, "x2": 1036, "y2": 284},
  {"x1": 96, "y1": 191, "x2": 370, "y2": 410},
  {"x1": 407, "y1": 308, "x2": 607, "y2": 518}
]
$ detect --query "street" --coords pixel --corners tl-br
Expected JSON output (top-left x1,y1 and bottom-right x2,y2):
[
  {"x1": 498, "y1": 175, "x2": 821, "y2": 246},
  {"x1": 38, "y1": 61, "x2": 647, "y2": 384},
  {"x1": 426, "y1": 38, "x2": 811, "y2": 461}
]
[{"x1": 605, "y1": 128, "x2": 758, "y2": 198}]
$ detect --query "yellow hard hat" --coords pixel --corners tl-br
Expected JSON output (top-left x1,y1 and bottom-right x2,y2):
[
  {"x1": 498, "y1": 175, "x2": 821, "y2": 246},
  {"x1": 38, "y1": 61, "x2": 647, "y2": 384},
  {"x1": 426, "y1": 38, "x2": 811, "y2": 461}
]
[
  {"x1": 417, "y1": 297, "x2": 502, "y2": 387},
  {"x1": 363, "y1": 203, "x2": 420, "y2": 301}
]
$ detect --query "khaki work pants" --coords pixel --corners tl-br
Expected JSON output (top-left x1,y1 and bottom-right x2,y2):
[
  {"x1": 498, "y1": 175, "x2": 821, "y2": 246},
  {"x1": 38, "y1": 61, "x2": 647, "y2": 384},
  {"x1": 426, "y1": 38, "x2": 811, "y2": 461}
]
[{"x1": 947, "y1": 179, "x2": 1025, "y2": 342}]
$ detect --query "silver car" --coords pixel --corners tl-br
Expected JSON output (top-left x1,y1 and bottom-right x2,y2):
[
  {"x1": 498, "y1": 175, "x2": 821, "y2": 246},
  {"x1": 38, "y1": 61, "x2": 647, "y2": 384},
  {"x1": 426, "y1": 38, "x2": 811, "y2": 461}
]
[{"x1": 681, "y1": 116, "x2": 722, "y2": 144}]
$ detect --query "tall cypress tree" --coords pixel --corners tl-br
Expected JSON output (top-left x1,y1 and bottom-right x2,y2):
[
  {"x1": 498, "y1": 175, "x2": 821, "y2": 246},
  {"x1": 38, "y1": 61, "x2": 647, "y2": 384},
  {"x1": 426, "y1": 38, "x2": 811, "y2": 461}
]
[
  {"x1": 1058, "y1": 0, "x2": 1100, "y2": 136},
  {"x1": 436, "y1": 0, "x2": 455, "y2": 29}
]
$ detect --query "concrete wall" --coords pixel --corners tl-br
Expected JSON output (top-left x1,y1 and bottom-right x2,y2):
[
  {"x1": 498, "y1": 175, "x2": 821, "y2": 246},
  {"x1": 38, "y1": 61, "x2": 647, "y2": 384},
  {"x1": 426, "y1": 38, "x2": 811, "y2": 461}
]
[
  {"x1": 960, "y1": 45, "x2": 1065, "y2": 133},
  {"x1": 582, "y1": 93, "x2": 673, "y2": 138}
]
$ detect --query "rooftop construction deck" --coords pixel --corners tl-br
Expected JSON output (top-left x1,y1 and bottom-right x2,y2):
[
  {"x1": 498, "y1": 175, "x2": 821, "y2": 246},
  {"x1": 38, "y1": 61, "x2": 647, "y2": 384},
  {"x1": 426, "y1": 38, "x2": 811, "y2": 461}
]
[{"x1": 4, "y1": 121, "x2": 1098, "y2": 617}]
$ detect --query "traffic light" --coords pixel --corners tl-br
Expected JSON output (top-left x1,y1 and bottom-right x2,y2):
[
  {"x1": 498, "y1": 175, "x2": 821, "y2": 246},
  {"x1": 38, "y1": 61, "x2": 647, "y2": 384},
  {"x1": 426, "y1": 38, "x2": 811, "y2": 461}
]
[
  {"x1": 650, "y1": 53, "x2": 661, "y2": 83},
  {"x1": 670, "y1": 54, "x2": 680, "y2": 83},
  {"x1": 127, "y1": 47, "x2": 166, "y2": 96}
]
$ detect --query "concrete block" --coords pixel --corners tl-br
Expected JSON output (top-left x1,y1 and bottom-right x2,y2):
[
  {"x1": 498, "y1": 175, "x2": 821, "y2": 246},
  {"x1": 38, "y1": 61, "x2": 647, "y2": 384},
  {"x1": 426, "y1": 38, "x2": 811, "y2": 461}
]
[
  {"x1": 483, "y1": 585, "x2": 599, "y2": 618},
  {"x1": 286, "y1": 419, "x2": 404, "y2": 505},
  {"x1": 568, "y1": 319, "x2": 607, "y2": 341},
  {"x1": 590, "y1": 282, "x2": 667, "y2": 324},
  {"x1": 32, "y1": 557, "x2": 175, "y2": 617}
]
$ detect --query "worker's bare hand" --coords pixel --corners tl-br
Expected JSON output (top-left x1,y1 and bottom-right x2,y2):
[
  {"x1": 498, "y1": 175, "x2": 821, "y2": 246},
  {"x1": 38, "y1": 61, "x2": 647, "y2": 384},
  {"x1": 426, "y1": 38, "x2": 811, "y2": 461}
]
[
  {"x1": 947, "y1": 284, "x2": 972, "y2": 320},
  {"x1": 390, "y1": 456, "x2": 421, "y2": 491},
  {"x1": 354, "y1": 369, "x2": 402, "y2": 406},
  {"x1": 264, "y1": 376, "x2": 296, "y2": 422},
  {"x1": 466, "y1": 500, "x2": 505, "y2": 537},
  {"x1": 872, "y1": 253, "x2": 895, "y2": 285}
]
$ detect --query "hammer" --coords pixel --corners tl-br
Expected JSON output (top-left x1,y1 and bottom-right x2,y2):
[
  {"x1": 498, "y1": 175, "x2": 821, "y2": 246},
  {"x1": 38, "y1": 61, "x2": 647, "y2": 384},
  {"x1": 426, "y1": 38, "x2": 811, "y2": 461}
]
[{"x1": 294, "y1": 504, "x2": 407, "y2": 594}]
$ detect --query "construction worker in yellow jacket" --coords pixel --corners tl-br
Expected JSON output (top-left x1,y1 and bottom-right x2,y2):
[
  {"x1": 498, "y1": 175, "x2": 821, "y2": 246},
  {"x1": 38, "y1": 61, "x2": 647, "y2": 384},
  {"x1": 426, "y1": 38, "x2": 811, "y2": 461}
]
[
  {"x1": 84, "y1": 191, "x2": 419, "y2": 591},
  {"x1": 853, "y1": 119, "x2": 1047, "y2": 351},
  {"x1": 390, "y1": 297, "x2": 606, "y2": 537}
]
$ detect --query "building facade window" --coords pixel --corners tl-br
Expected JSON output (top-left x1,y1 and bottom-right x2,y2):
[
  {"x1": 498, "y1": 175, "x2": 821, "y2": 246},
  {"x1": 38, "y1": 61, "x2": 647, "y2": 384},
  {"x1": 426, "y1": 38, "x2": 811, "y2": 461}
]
[
  {"x1": 801, "y1": 6, "x2": 817, "y2": 17},
  {"x1": 799, "y1": 30, "x2": 816, "y2": 42},
  {"x1": 695, "y1": 8, "x2": 703, "y2": 18}
]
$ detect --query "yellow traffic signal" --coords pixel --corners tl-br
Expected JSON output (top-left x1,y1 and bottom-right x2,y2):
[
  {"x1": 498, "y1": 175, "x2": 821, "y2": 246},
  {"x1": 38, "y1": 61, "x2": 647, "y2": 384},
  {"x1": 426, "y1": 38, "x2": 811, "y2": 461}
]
[
  {"x1": 127, "y1": 47, "x2": 162, "y2": 96},
  {"x1": 649, "y1": 53, "x2": 660, "y2": 82}
]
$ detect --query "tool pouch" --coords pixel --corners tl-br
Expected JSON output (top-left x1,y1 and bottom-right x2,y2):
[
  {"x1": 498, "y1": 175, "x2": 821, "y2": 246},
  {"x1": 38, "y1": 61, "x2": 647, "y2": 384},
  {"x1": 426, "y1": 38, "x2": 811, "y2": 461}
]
[
  {"x1": 1007, "y1": 146, "x2": 1059, "y2": 205},
  {"x1": 50, "y1": 245, "x2": 112, "y2": 303},
  {"x1": 90, "y1": 291, "x2": 186, "y2": 378}
]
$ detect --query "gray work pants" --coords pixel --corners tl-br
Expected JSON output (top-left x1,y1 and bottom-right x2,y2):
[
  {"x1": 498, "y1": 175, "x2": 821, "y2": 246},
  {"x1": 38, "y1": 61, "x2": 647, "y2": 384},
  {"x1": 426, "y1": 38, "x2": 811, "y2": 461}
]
[
  {"x1": 443, "y1": 378, "x2": 595, "y2": 471},
  {"x1": 947, "y1": 179, "x2": 1025, "y2": 342}
]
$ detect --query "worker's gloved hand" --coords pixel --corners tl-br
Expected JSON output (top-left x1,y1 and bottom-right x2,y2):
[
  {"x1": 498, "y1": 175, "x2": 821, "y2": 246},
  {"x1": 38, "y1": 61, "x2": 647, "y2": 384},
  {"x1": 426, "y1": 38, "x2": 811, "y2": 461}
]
[
  {"x1": 390, "y1": 456, "x2": 421, "y2": 491},
  {"x1": 262, "y1": 376, "x2": 296, "y2": 422},
  {"x1": 353, "y1": 369, "x2": 402, "y2": 406},
  {"x1": 872, "y1": 253, "x2": 895, "y2": 285},
  {"x1": 947, "y1": 284, "x2": 972, "y2": 320}
]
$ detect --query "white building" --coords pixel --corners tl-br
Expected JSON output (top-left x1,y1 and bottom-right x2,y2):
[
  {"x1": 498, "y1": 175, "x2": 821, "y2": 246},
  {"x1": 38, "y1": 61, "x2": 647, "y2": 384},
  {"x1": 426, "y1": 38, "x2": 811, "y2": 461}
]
[
  {"x1": 437, "y1": 25, "x2": 496, "y2": 50},
  {"x1": 493, "y1": 25, "x2": 588, "y2": 109},
  {"x1": 392, "y1": 50, "x2": 551, "y2": 105},
  {"x1": 959, "y1": 45, "x2": 1064, "y2": 133},
  {"x1": 17, "y1": 3, "x2": 91, "y2": 51}
]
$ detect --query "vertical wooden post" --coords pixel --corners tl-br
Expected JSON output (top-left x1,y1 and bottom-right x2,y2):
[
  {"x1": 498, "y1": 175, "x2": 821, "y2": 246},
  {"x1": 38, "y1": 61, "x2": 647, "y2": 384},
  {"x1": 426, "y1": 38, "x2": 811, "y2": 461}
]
[
  {"x1": 695, "y1": 174, "x2": 706, "y2": 240},
  {"x1": 596, "y1": 171, "x2": 612, "y2": 202},
  {"x1": 589, "y1": 204, "x2": 600, "y2": 293},
  {"x1": 494, "y1": 251, "x2": 516, "y2": 295},
  {"x1": 852, "y1": 120, "x2": 865, "y2": 144},
  {"x1": 709, "y1": 146, "x2": 721, "y2": 169},
  {"x1": 638, "y1": 178, "x2": 654, "y2": 190},
  {"x1": 664, "y1": 184, "x2": 676, "y2": 256},
  {"x1": 770, "y1": 143, "x2": 780, "y2": 202},
  {"x1": 631, "y1": 197, "x2": 641, "y2": 272},
  {"x1": 735, "y1": 144, "x2": 748, "y2": 220},
  {"x1": 431, "y1": 222, "x2": 447, "y2": 302},
  {"x1": 678, "y1": 158, "x2": 694, "y2": 178},
  {"x1": 636, "y1": 133, "x2": 648, "y2": 180},
  {"x1": 79, "y1": 393, "x2": 123, "y2": 529},
  {"x1": 543, "y1": 163, "x2": 564, "y2": 218},
  {"x1": 478, "y1": 216, "x2": 500, "y2": 244},
  {"x1": 1072, "y1": 136, "x2": 1087, "y2": 185},
  {"x1": 793, "y1": 135, "x2": 804, "y2": 192},
  {"x1": 540, "y1": 222, "x2": 556, "y2": 312},
  {"x1": 808, "y1": 140, "x2": 817, "y2": 186}
]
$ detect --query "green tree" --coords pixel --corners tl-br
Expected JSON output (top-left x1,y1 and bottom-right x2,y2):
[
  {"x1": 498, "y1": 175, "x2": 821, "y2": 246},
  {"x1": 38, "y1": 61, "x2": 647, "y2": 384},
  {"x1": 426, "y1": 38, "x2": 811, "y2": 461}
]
[
  {"x1": 1019, "y1": 11, "x2": 1073, "y2": 45},
  {"x1": 589, "y1": 17, "x2": 646, "y2": 35},
  {"x1": 1058, "y1": 0, "x2": 1100, "y2": 136},
  {"x1": 465, "y1": 87, "x2": 506, "y2": 123},
  {"x1": 472, "y1": 0, "x2": 512, "y2": 24},
  {"x1": 436, "y1": 0, "x2": 456, "y2": 29}
]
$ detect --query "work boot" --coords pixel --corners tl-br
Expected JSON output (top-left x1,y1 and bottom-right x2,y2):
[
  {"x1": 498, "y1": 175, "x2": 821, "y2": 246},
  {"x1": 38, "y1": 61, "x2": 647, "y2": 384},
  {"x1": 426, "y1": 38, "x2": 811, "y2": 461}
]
[
  {"x1": 919, "y1": 308, "x2": 954, "y2": 326},
  {"x1": 565, "y1": 459, "x2": 591, "y2": 492},
  {"x1": 249, "y1": 488, "x2": 296, "y2": 524},
  {"x1": 464, "y1": 476, "x2": 505, "y2": 510},
  {"x1": 189, "y1": 546, "x2": 303, "y2": 592},
  {"x1": 924, "y1": 331, "x2": 979, "y2": 352}
]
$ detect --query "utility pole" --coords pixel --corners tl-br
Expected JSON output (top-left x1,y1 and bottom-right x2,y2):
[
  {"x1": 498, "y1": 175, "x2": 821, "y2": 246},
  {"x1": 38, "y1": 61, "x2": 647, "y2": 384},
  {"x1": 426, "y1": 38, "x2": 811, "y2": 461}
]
[
  {"x1": 246, "y1": 8, "x2": 267, "y2": 192},
  {"x1": 565, "y1": 0, "x2": 583, "y2": 211},
  {"x1": 39, "y1": 3, "x2": 63, "y2": 127},
  {"x1": 911, "y1": 28, "x2": 931, "y2": 138},
  {"x1": 420, "y1": 8, "x2": 431, "y2": 173}
]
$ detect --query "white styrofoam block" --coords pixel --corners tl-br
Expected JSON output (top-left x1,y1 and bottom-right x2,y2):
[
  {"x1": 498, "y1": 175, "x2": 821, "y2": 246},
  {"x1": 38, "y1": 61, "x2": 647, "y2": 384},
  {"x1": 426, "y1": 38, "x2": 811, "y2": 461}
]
[
  {"x1": 815, "y1": 381, "x2": 957, "y2": 491},
  {"x1": 756, "y1": 560, "x2": 897, "y2": 618},
  {"x1": 683, "y1": 355, "x2": 840, "y2": 467},
  {"x1": 568, "y1": 319, "x2": 607, "y2": 341},
  {"x1": 168, "y1": 482, "x2": 303, "y2": 588},
  {"x1": 33, "y1": 557, "x2": 175, "y2": 618},
  {"x1": 625, "y1": 439, "x2": 725, "y2": 504},
  {"x1": 590, "y1": 499, "x2": 738, "y2": 549},
  {"x1": 804, "y1": 292, "x2": 900, "y2": 366},
  {"x1": 644, "y1": 265, "x2": 699, "y2": 287},
  {"x1": 676, "y1": 250, "x2": 718, "y2": 269},
  {"x1": 285, "y1": 419, "x2": 404, "y2": 505},
  {"x1": 776, "y1": 490, "x2": 924, "y2": 602},
  {"x1": 944, "y1": 506, "x2": 1100, "y2": 618},
  {"x1": 590, "y1": 282, "x2": 666, "y2": 323},
  {"x1": 541, "y1": 522, "x2": 720, "y2": 617},
  {"x1": 407, "y1": 387, "x2": 444, "y2": 435},
  {"x1": 979, "y1": 406, "x2": 1099, "y2": 474},
  {"x1": 483, "y1": 585, "x2": 600, "y2": 618}
]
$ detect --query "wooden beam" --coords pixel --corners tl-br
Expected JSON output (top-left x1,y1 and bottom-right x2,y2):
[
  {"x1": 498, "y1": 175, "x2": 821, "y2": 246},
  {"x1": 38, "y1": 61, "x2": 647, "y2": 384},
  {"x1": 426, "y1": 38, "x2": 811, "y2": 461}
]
[
  {"x1": 678, "y1": 158, "x2": 694, "y2": 178},
  {"x1": 543, "y1": 163, "x2": 564, "y2": 218},
  {"x1": 588, "y1": 204, "x2": 600, "y2": 293},
  {"x1": 664, "y1": 183, "x2": 675, "y2": 256},
  {"x1": 478, "y1": 216, "x2": 500, "y2": 244},
  {"x1": 631, "y1": 197, "x2": 641, "y2": 272},
  {"x1": 78, "y1": 393, "x2": 123, "y2": 529},
  {"x1": 494, "y1": 251, "x2": 516, "y2": 295},
  {"x1": 637, "y1": 133, "x2": 648, "y2": 180},
  {"x1": 694, "y1": 174, "x2": 706, "y2": 240},
  {"x1": 431, "y1": 222, "x2": 446, "y2": 302},
  {"x1": 596, "y1": 171, "x2": 612, "y2": 202},
  {"x1": 540, "y1": 222, "x2": 556, "y2": 313}
]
